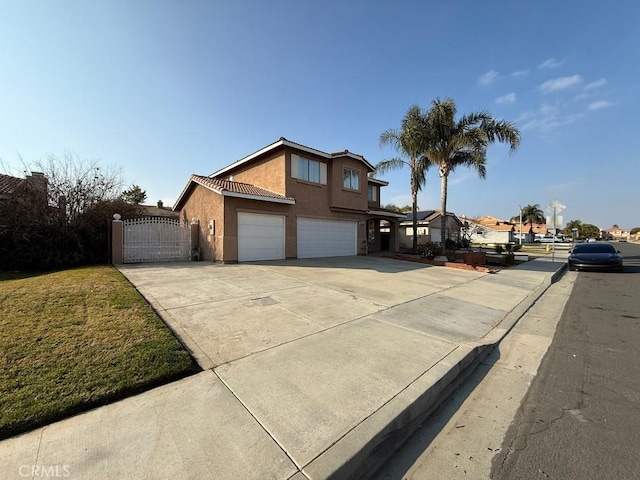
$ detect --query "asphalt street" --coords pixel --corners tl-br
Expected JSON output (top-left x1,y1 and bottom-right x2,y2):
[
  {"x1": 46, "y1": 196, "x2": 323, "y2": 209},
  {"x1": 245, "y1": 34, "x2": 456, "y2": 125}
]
[{"x1": 492, "y1": 242, "x2": 640, "y2": 479}]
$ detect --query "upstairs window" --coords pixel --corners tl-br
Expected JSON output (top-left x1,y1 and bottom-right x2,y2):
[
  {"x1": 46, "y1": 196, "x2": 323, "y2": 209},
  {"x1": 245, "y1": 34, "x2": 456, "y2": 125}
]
[
  {"x1": 367, "y1": 184, "x2": 377, "y2": 202},
  {"x1": 343, "y1": 168, "x2": 360, "y2": 191},
  {"x1": 291, "y1": 154, "x2": 327, "y2": 185}
]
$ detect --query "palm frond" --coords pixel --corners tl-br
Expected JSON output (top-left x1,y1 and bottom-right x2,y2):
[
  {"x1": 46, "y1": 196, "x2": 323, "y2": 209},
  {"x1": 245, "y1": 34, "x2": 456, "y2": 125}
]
[
  {"x1": 379, "y1": 129, "x2": 400, "y2": 150},
  {"x1": 374, "y1": 158, "x2": 407, "y2": 175}
]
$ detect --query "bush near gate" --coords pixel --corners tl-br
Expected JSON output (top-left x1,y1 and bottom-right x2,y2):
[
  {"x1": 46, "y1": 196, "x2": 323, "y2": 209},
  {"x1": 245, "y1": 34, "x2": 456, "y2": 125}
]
[{"x1": 0, "y1": 198, "x2": 142, "y2": 270}]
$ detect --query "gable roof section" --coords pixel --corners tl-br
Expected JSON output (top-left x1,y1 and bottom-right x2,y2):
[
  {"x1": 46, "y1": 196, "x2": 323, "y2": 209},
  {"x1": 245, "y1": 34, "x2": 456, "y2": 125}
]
[
  {"x1": 210, "y1": 137, "x2": 375, "y2": 178},
  {"x1": 174, "y1": 175, "x2": 296, "y2": 210},
  {"x1": 465, "y1": 217, "x2": 515, "y2": 232},
  {"x1": 399, "y1": 210, "x2": 437, "y2": 223},
  {"x1": 0, "y1": 174, "x2": 24, "y2": 197}
]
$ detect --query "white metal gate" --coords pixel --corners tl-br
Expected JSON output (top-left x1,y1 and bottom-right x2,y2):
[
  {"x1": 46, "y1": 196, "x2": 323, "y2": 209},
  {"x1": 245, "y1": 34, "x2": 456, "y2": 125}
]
[{"x1": 123, "y1": 217, "x2": 191, "y2": 263}]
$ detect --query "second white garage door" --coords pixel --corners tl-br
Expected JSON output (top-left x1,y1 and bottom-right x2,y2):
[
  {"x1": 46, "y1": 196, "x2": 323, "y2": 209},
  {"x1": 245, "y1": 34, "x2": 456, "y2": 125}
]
[
  {"x1": 297, "y1": 218, "x2": 357, "y2": 258},
  {"x1": 237, "y1": 213, "x2": 285, "y2": 262}
]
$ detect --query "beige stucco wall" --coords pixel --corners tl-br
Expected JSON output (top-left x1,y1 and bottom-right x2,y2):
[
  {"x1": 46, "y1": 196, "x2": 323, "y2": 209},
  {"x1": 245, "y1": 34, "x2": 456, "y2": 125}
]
[
  {"x1": 328, "y1": 156, "x2": 368, "y2": 212},
  {"x1": 225, "y1": 152, "x2": 286, "y2": 194},
  {"x1": 179, "y1": 185, "x2": 225, "y2": 262}
]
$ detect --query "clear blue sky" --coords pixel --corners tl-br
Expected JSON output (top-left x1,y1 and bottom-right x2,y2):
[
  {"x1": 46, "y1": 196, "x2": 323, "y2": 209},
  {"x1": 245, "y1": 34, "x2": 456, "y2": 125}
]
[{"x1": 1, "y1": 1, "x2": 638, "y2": 229}]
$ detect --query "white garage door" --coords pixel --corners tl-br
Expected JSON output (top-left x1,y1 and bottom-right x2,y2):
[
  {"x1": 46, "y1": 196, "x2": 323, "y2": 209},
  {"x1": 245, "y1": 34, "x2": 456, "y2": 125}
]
[
  {"x1": 238, "y1": 213, "x2": 285, "y2": 262},
  {"x1": 297, "y1": 218, "x2": 357, "y2": 258}
]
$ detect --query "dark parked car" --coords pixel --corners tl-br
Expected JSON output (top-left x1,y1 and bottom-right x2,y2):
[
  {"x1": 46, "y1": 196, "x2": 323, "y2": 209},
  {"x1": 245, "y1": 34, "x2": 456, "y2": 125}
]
[{"x1": 568, "y1": 242, "x2": 623, "y2": 272}]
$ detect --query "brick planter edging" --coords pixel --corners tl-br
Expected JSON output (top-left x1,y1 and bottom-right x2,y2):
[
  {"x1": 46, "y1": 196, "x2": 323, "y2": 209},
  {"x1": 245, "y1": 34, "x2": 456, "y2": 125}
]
[{"x1": 385, "y1": 255, "x2": 499, "y2": 273}]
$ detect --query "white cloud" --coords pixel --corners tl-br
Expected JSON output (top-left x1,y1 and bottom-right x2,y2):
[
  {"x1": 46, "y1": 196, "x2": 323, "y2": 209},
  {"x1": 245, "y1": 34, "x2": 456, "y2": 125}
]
[
  {"x1": 540, "y1": 75, "x2": 583, "y2": 93},
  {"x1": 584, "y1": 78, "x2": 607, "y2": 90},
  {"x1": 588, "y1": 100, "x2": 613, "y2": 110},
  {"x1": 511, "y1": 69, "x2": 529, "y2": 77},
  {"x1": 538, "y1": 58, "x2": 564, "y2": 69},
  {"x1": 478, "y1": 70, "x2": 498, "y2": 86},
  {"x1": 496, "y1": 93, "x2": 517, "y2": 104},
  {"x1": 520, "y1": 103, "x2": 584, "y2": 132},
  {"x1": 540, "y1": 103, "x2": 559, "y2": 116},
  {"x1": 448, "y1": 172, "x2": 470, "y2": 186}
]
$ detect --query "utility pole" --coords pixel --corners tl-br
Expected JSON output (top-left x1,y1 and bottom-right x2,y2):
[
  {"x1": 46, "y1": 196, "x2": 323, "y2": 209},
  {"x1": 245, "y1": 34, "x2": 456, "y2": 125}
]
[
  {"x1": 518, "y1": 204, "x2": 523, "y2": 245},
  {"x1": 546, "y1": 200, "x2": 566, "y2": 263}
]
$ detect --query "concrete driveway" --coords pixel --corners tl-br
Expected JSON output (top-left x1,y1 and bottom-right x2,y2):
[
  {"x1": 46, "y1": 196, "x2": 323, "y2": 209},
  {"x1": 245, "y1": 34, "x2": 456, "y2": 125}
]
[
  {"x1": 2, "y1": 256, "x2": 565, "y2": 480},
  {"x1": 117, "y1": 256, "x2": 488, "y2": 369}
]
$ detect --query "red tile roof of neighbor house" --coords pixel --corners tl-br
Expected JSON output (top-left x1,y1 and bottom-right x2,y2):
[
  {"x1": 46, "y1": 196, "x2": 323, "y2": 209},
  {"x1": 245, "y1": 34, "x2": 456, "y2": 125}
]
[
  {"x1": 0, "y1": 174, "x2": 24, "y2": 196},
  {"x1": 465, "y1": 215, "x2": 517, "y2": 232},
  {"x1": 188, "y1": 175, "x2": 296, "y2": 203}
]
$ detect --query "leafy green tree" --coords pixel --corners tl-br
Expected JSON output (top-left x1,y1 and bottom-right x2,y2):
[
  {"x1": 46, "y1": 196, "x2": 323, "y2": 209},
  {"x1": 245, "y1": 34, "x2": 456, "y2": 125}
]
[
  {"x1": 121, "y1": 184, "x2": 147, "y2": 204},
  {"x1": 563, "y1": 220, "x2": 601, "y2": 239},
  {"x1": 631, "y1": 227, "x2": 639, "y2": 235},
  {"x1": 383, "y1": 204, "x2": 414, "y2": 213},
  {"x1": 377, "y1": 105, "x2": 430, "y2": 252},
  {"x1": 422, "y1": 98, "x2": 521, "y2": 254},
  {"x1": 563, "y1": 219, "x2": 583, "y2": 235},
  {"x1": 512, "y1": 204, "x2": 546, "y2": 224},
  {"x1": 581, "y1": 223, "x2": 601, "y2": 239}
]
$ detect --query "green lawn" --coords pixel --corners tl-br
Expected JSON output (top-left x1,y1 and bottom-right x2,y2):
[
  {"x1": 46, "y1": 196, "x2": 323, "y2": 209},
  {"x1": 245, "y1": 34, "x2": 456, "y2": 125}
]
[{"x1": 0, "y1": 266, "x2": 199, "y2": 440}]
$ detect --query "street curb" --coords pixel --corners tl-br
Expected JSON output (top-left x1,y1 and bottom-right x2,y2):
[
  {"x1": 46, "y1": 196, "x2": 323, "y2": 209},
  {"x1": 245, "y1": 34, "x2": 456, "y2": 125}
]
[{"x1": 302, "y1": 262, "x2": 567, "y2": 480}]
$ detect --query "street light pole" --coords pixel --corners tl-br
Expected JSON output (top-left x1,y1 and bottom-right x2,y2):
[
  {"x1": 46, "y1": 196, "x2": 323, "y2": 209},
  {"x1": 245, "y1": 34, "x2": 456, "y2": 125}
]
[
  {"x1": 518, "y1": 204, "x2": 523, "y2": 245},
  {"x1": 546, "y1": 200, "x2": 566, "y2": 264}
]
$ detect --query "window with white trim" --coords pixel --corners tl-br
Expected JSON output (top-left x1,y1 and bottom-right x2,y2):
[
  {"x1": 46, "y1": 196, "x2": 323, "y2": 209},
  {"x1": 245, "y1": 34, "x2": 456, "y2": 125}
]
[
  {"x1": 291, "y1": 154, "x2": 327, "y2": 185},
  {"x1": 343, "y1": 168, "x2": 360, "y2": 190}
]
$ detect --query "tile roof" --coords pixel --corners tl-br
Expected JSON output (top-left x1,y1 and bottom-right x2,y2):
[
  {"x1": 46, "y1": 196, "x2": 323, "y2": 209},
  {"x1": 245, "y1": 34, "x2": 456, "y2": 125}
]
[
  {"x1": 465, "y1": 216, "x2": 516, "y2": 232},
  {"x1": 191, "y1": 175, "x2": 295, "y2": 203},
  {"x1": 140, "y1": 205, "x2": 180, "y2": 218},
  {"x1": 0, "y1": 174, "x2": 24, "y2": 196}
]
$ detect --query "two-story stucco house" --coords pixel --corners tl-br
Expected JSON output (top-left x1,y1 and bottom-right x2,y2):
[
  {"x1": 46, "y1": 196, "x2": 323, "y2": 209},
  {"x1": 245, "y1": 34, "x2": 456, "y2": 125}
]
[{"x1": 174, "y1": 138, "x2": 403, "y2": 262}]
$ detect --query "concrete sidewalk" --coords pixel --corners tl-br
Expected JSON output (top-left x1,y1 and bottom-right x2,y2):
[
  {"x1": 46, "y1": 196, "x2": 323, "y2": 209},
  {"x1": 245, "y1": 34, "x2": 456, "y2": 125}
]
[{"x1": 0, "y1": 255, "x2": 566, "y2": 480}]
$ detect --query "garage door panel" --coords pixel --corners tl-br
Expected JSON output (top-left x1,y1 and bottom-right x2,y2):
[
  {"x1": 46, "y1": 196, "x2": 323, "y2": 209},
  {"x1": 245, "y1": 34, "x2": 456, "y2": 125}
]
[
  {"x1": 238, "y1": 213, "x2": 285, "y2": 262},
  {"x1": 297, "y1": 218, "x2": 357, "y2": 258}
]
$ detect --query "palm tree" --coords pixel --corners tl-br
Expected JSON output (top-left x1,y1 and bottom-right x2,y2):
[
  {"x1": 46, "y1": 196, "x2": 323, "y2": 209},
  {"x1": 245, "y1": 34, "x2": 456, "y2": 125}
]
[
  {"x1": 422, "y1": 98, "x2": 521, "y2": 254},
  {"x1": 376, "y1": 105, "x2": 430, "y2": 252},
  {"x1": 514, "y1": 204, "x2": 545, "y2": 224}
]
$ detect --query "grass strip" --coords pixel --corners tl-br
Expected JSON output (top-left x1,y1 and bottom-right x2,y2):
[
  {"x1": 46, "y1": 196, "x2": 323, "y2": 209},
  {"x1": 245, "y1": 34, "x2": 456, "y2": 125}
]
[{"x1": 0, "y1": 265, "x2": 199, "y2": 440}]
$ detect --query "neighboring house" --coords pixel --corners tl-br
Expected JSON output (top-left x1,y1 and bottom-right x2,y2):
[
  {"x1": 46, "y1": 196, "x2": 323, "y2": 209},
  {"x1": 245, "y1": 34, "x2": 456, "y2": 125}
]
[
  {"x1": 173, "y1": 137, "x2": 403, "y2": 262},
  {"x1": 461, "y1": 215, "x2": 516, "y2": 244},
  {"x1": 602, "y1": 226, "x2": 630, "y2": 241},
  {"x1": 140, "y1": 200, "x2": 179, "y2": 219},
  {"x1": 398, "y1": 210, "x2": 462, "y2": 248},
  {"x1": 0, "y1": 172, "x2": 48, "y2": 209}
]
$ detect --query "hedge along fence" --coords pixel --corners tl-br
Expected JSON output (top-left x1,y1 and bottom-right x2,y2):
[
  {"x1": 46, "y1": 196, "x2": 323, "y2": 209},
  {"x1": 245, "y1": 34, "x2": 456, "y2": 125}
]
[{"x1": 0, "y1": 199, "x2": 143, "y2": 271}]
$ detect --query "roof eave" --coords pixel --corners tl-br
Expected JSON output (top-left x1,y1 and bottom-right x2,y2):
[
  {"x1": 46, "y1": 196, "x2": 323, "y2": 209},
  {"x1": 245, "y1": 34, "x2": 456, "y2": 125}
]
[
  {"x1": 221, "y1": 191, "x2": 295, "y2": 205},
  {"x1": 210, "y1": 138, "x2": 375, "y2": 178},
  {"x1": 367, "y1": 209, "x2": 406, "y2": 218},
  {"x1": 367, "y1": 177, "x2": 389, "y2": 186}
]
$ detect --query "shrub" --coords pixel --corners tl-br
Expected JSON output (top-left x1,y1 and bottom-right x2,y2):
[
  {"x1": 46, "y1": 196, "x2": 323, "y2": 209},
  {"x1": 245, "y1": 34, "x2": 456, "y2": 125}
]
[
  {"x1": 444, "y1": 238, "x2": 458, "y2": 250},
  {"x1": 0, "y1": 199, "x2": 142, "y2": 270},
  {"x1": 494, "y1": 244, "x2": 504, "y2": 254},
  {"x1": 417, "y1": 242, "x2": 439, "y2": 260}
]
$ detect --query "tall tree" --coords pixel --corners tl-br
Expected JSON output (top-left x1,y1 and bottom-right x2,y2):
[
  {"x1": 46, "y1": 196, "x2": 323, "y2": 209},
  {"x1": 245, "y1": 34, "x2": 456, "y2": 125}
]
[
  {"x1": 564, "y1": 219, "x2": 583, "y2": 235},
  {"x1": 376, "y1": 105, "x2": 430, "y2": 252},
  {"x1": 33, "y1": 152, "x2": 123, "y2": 223},
  {"x1": 421, "y1": 98, "x2": 521, "y2": 253},
  {"x1": 121, "y1": 184, "x2": 147, "y2": 204},
  {"x1": 514, "y1": 204, "x2": 546, "y2": 224}
]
